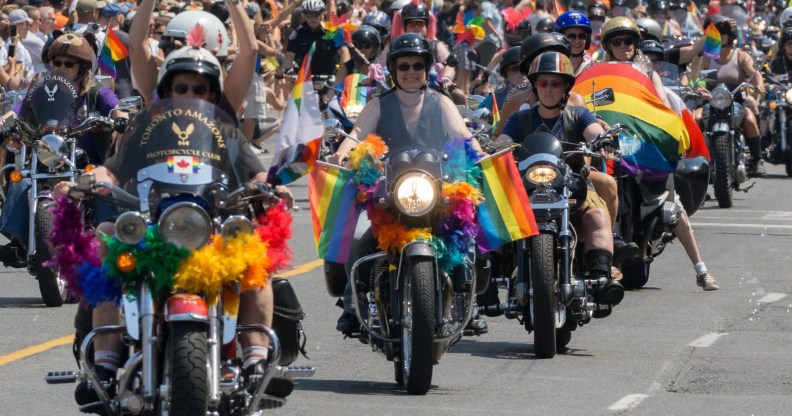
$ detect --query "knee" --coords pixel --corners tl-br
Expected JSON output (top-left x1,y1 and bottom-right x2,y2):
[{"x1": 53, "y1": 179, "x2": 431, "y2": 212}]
[{"x1": 583, "y1": 208, "x2": 610, "y2": 232}]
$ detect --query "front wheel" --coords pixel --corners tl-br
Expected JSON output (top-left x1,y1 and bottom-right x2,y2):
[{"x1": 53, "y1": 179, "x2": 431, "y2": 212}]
[
  {"x1": 785, "y1": 126, "x2": 792, "y2": 177},
  {"x1": 165, "y1": 322, "x2": 208, "y2": 416},
  {"x1": 398, "y1": 257, "x2": 435, "y2": 395},
  {"x1": 621, "y1": 261, "x2": 651, "y2": 290},
  {"x1": 34, "y1": 199, "x2": 66, "y2": 307},
  {"x1": 712, "y1": 133, "x2": 733, "y2": 208},
  {"x1": 526, "y1": 234, "x2": 557, "y2": 359}
]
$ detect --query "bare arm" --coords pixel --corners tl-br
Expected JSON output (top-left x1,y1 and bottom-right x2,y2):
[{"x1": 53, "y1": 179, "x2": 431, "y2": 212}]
[
  {"x1": 224, "y1": 0, "x2": 258, "y2": 111},
  {"x1": 650, "y1": 71, "x2": 672, "y2": 108},
  {"x1": 678, "y1": 36, "x2": 705, "y2": 65},
  {"x1": 740, "y1": 50, "x2": 764, "y2": 92},
  {"x1": 267, "y1": 0, "x2": 300, "y2": 28},
  {"x1": 129, "y1": 0, "x2": 158, "y2": 103}
]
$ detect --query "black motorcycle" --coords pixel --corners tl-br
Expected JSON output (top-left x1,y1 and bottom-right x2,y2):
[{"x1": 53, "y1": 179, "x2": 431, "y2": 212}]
[{"x1": 761, "y1": 72, "x2": 792, "y2": 175}]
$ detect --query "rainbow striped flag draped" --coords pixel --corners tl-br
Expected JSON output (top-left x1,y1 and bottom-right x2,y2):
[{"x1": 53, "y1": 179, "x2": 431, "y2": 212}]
[
  {"x1": 97, "y1": 26, "x2": 129, "y2": 78},
  {"x1": 476, "y1": 150, "x2": 538, "y2": 252},
  {"x1": 270, "y1": 42, "x2": 324, "y2": 185},
  {"x1": 702, "y1": 22, "x2": 722, "y2": 59},
  {"x1": 573, "y1": 62, "x2": 690, "y2": 180},
  {"x1": 308, "y1": 161, "x2": 361, "y2": 263}
]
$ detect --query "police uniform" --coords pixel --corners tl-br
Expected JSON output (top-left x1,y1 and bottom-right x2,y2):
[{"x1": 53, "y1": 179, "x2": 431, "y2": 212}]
[{"x1": 287, "y1": 22, "x2": 342, "y2": 76}]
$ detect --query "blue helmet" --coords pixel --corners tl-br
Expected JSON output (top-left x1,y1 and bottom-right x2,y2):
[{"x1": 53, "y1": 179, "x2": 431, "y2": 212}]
[
  {"x1": 554, "y1": 11, "x2": 592, "y2": 50},
  {"x1": 363, "y1": 10, "x2": 391, "y2": 41}
]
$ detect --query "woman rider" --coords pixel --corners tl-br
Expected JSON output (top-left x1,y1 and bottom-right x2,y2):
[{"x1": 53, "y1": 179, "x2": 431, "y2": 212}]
[
  {"x1": 495, "y1": 51, "x2": 625, "y2": 308},
  {"x1": 554, "y1": 10, "x2": 595, "y2": 76}
]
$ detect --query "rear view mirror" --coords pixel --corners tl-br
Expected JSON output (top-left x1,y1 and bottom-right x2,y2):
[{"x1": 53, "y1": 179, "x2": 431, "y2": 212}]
[
  {"x1": 118, "y1": 96, "x2": 143, "y2": 113},
  {"x1": 589, "y1": 88, "x2": 615, "y2": 107}
]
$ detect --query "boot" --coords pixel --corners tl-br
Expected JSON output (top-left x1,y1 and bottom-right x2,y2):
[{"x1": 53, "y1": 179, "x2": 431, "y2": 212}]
[
  {"x1": 612, "y1": 231, "x2": 639, "y2": 262},
  {"x1": 587, "y1": 249, "x2": 624, "y2": 306},
  {"x1": 747, "y1": 137, "x2": 766, "y2": 177}
]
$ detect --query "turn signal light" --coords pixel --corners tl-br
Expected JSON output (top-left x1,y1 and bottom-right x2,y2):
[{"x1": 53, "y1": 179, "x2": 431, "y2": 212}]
[
  {"x1": 116, "y1": 252, "x2": 137, "y2": 273},
  {"x1": 9, "y1": 170, "x2": 22, "y2": 183},
  {"x1": 769, "y1": 102, "x2": 777, "y2": 111},
  {"x1": 84, "y1": 164, "x2": 96, "y2": 173}
]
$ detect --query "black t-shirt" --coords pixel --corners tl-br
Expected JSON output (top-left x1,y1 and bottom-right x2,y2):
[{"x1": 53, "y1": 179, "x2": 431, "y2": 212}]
[{"x1": 286, "y1": 23, "x2": 342, "y2": 76}]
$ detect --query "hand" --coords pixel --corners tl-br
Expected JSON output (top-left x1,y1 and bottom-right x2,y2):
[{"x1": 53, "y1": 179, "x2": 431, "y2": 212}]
[
  {"x1": 274, "y1": 185, "x2": 295, "y2": 210},
  {"x1": 327, "y1": 151, "x2": 347, "y2": 166},
  {"x1": 696, "y1": 87, "x2": 711, "y2": 99},
  {"x1": 54, "y1": 181, "x2": 73, "y2": 197},
  {"x1": 441, "y1": 78, "x2": 453, "y2": 89}
]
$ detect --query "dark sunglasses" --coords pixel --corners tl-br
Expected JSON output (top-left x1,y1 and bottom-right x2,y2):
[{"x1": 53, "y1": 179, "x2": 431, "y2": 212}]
[
  {"x1": 590, "y1": 16, "x2": 605, "y2": 22},
  {"x1": 609, "y1": 37, "x2": 636, "y2": 47},
  {"x1": 397, "y1": 62, "x2": 426, "y2": 72},
  {"x1": 52, "y1": 59, "x2": 77, "y2": 68},
  {"x1": 565, "y1": 33, "x2": 588, "y2": 41},
  {"x1": 172, "y1": 84, "x2": 210, "y2": 95},
  {"x1": 534, "y1": 79, "x2": 564, "y2": 89},
  {"x1": 406, "y1": 20, "x2": 426, "y2": 27},
  {"x1": 305, "y1": 11, "x2": 322, "y2": 17},
  {"x1": 153, "y1": 31, "x2": 165, "y2": 35}
]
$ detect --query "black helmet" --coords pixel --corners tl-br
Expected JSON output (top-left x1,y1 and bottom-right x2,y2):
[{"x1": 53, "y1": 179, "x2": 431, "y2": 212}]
[
  {"x1": 703, "y1": 14, "x2": 736, "y2": 40},
  {"x1": 783, "y1": 26, "x2": 792, "y2": 44},
  {"x1": 519, "y1": 33, "x2": 572, "y2": 74},
  {"x1": 536, "y1": 16, "x2": 556, "y2": 33},
  {"x1": 635, "y1": 17, "x2": 663, "y2": 41},
  {"x1": 401, "y1": 2, "x2": 430, "y2": 27},
  {"x1": 506, "y1": 18, "x2": 533, "y2": 47},
  {"x1": 588, "y1": 1, "x2": 609, "y2": 13},
  {"x1": 648, "y1": 0, "x2": 670, "y2": 15},
  {"x1": 363, "y1": 10, "x2": 391, "y2": 40},
  {"x1": 387, "y1": 33, "x2": 435, "y2": 86},
  {"x1": 668, "y1": 0, "x2": 687, "y2": 10},
  {"x1": 610, "y1": 0, "x2": 637, "y2": 8},
  {"x1": 568, "y1": 0, "x2": 588, "y2": 12},
  {"x1": 639, "y1": 39, "x2": 665, "y2": 59},
  {"x1": 352, "y1": 25, "x2": 382, "y2": 60},
  {"x1": 499, "y1": 46, "x2": 522, "y2": 76}
]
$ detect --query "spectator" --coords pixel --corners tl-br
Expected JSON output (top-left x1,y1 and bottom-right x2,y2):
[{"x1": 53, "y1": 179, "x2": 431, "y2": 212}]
[{"x1": 36, "y1": 6, "x2": 55, "y2": 41}]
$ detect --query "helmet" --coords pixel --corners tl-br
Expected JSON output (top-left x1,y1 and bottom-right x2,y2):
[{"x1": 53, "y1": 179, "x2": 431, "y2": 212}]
[
  {"x1": 554, "y1": 11, "x2": 592, "y2": 49},
  {"x1": 387, "y1": 33, "x2": 434, "y2": 86},
  {"x1": 647, "y1": 0, "x2": 670, "y2": 15},
  {"x1": 782, "y1": 27, "x2": 792, "y2": 44},
  {"x1": 568, "y1": 0, "x2": 588, "y2": 12},
  {"x1": 668, "y1": 0, "x2": 687, "y2": 10},
  {"x1": 401, "y1": 2, "x2": 430, "y2": 27},
  {"x1": 47, "y1": 33, "x2": 95, "y2": 67},
  {"x1": 389, "y1": 0, "x2": 411, "y2": 12},
  {"x1": 301, "y1": 0, "x2": 326, "y2": 13},
  {"x1": 164, "y1": 11, "x2": 231, "y2": 58},
  {"x1": 601, "y1": 16, "x2": 641, "y2": 46},
  {"x1": 527, "y1": 51, "x2": 576, "y2": 93},
  {"x1": 519, "y1": 33, "x2": 571, "y2": 74},
  {"x1": 157, "y1": 46, "x2": 224, "y2": 99},
  {"x1": 363, "y1": 10, "x2": 391, "y2": 40},
  {"x1": 781, "y1": 7, "x2": 792, "y2": 27},
  {"x1": 352, "y1": 25, "x2": 382, "y2": 60},
  {"x1": 635, "y1": 17, "x2": 663, "y2": 41},
  {"x1": 506, "y1": 18, "x2": 533, "y2": 47},
  {"x1": 703, "y1": 14, "x2": 736, "y2": 39},
  {"x1": 638, "y1": 39, "x2": 664, "y2": 58},
  {"x1": 610, "y1": 0, "x2": 638, "y2": 7},
  {"x1": 588, "y1": 1, "x2": 609, "y2": 13},
  {"x1": 536, "y1": 16, "x2": 555, "y2": 33},
  {"x1": 499, "y1": 46, "x2": 522, "y2": 76}
]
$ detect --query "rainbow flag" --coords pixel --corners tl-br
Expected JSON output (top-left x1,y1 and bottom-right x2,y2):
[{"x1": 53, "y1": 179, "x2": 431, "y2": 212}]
[
  {"x1": 490, "y1": 91, "x2": 500, "y2": 135},
  {"x1": 308, "y1": 161, "x2": 361, "y2": 263},
  {"x1": 734, "y1": 24, "x2": 749, "y2": 47},
  {"x1": 323, "y1": 22, "x2": 352, "y2": 48},
  {"x1": 476, "y1": 150, "x2": 538, "y2": 252},
  {"x1": 97, "y1": 26, "x2": 129, "y2": 78},
  {"x1": 702, "y1": 22, "x2": 721, "y2": 59},
  {"x1": 573, "y1": 62, "x2": 690, "y2": 180},
  {"x1": 340, "y1": 73, "x2": 371, "y2": 114},
  {"x1": 292, "y1": 42, "x2": 314, "y2": 112}
]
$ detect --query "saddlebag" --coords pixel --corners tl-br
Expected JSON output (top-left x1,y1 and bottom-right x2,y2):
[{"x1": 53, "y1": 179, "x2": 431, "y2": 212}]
[{"x1": 271, "y1": 278, "x2": 307, "y2": 366}]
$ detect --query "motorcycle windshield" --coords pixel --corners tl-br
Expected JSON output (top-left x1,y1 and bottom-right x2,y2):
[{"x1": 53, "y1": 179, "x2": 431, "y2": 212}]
[
  {"x1": 652, "y1": 61, "x2": 680, "y2": 88},
  {"x1": 21, "y1": 72, "x2": 81, "y2": 131},
  {"x1": 118, "y1": 98, "x2": 245, "y2": 212}
]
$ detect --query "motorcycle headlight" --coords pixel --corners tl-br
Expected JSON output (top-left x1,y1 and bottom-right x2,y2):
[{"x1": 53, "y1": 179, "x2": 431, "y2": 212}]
[
  {"x1": 158, "y1": 202, "x2": 211, "y2": 250},
  {"x1": 221, "y1": 215, "x2": 253, "y2": 239},
  {"x1": 393, "y1": 171, "x2": 438, "y2": 217},
  {"x1": 525, "y1": 163, "x2": 559, "y2": 185},
  {"x1": 114, "y1": 212, "x2": 147, "y2": 245},
  {"x1": 710, "y1": 87, "x2": 732, "y2": 110},
  {"x1": 784, "y1": 88, "x2": 792, "y2": 106}
]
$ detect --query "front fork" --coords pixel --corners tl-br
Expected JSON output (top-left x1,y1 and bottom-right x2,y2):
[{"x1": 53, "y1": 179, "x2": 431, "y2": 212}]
[{"x1": 779, "y1": 107, "x2": 788, "y2": 154}]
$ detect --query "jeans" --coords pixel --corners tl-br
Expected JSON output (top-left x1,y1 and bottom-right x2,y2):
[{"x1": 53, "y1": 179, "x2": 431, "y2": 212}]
[{"x1": 0, "y1": 179, "x2": 31, "y2": 242}]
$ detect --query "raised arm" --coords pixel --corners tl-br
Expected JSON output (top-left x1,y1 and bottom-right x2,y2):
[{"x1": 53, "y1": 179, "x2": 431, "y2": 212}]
[
  {"x1": 224, "y1": 0, "x2": 258, "y2": 110},
  {"x1": 129, "y1": 0, "x2": 159, "y2": 103}
]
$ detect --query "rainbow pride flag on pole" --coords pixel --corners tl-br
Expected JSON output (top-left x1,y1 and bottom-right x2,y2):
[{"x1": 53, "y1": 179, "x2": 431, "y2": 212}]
[
  {"x1": 476, "y1": 150, "x2": 538, "y2": 252},
  {"x1": 702, "y1": 22, "x2": 722, "y2": 59},
  {"x1": 490, "y1": 91, "x2": 500, "y2": 135},
  {"x1": 97, "y1": 26, "x2": 129, "y2": 77},
  {"x1": 271, "y1": 42, "x2": 324, "y2": 185},
  {"x1": 340, "y1": 73, "x2": 371, "y2": 116},
  {"x1": 308, "y1": 161, "x2": 361, "y2": 263}
]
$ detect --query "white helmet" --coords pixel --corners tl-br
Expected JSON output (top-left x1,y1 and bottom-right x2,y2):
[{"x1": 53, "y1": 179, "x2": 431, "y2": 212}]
[
  {"x1": 389, "y1": 0, "x2": 410, "y2": 12},
  {"x1": 301, "y1": 0, "x2": 325, "y2": 13},
  {"x1": 782, "y1": 7, "x2": 792, "y2": 27},
  {"x1": 157, "y1": 46, "x2": 224, "y2": 99},
  {"x1": 164, "y1": 11, "x2": 231, "y2": 58}
]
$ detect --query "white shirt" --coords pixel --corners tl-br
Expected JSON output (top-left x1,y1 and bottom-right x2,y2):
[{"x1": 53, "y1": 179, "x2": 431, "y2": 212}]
[
  {"x1": 0, "y1": 39, "x2": 34, "y2": 85},
  {"x1": 21, "y1": 31, "x2": 47, "y2": 75}
]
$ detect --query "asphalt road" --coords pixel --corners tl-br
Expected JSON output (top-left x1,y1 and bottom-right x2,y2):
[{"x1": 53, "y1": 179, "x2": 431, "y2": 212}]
[{"x1": 1, "y1": 156, "x2": 791, "y2": 416}]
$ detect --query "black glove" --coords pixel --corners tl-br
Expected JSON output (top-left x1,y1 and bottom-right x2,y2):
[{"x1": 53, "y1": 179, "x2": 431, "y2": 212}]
[{"x1": 113, "y1": 117, "x2": 128, "y2": 134}]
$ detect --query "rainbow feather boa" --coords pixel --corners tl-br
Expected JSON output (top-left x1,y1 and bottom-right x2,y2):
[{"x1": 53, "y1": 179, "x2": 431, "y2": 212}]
[
  {"x1": 49, "y1": 198, "x2": 293, "y2": 307},
  {"x1": 348, "y1": 135, "x2": 483, "y2": 273}
]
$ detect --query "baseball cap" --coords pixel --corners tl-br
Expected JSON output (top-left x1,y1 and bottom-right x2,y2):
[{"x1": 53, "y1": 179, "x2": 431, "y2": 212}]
[
  {"x1": 9, "y1": 9, "x2": 33, "y2": 25},
  {"x1": 101, "y1": 2, "x2": 129, "y2": 17},
  {"x1": 76, "y1": 0, "x2": 108, "y2": 13},
  {"x1": 54, "y1": 13, "x2": 69, "y2": 29}
]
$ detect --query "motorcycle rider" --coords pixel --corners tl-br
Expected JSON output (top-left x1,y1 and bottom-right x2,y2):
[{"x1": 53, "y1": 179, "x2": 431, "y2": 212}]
[
  {"x1": 0, "y1": 32, "x2": 126, "y2": 267},
  {"x1": 770, "y1": 26, "x2": 792, "y2": 77},
  {"x1": 477, "y1": 46, "x2": 530, "y2": 112},
  {"x1": 327, "y1": 33, "x2": 486, "y2": 334},
  {"x1": 554, "y1": 10, "x2": 595, "y2": 75},
  {"x1": 495, "y1": 51, "x2": 625, "y2": 307}
]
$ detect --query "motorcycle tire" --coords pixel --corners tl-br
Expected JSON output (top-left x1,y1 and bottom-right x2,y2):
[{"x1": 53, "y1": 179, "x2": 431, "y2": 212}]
[
  {"x1": 526, "y1": 233, "x2": 557, "y2": 358},
  {"x1": 620, "y1": 261, "x2": 651, "y2": 290},
  {"x1": 786, "y1": 127, "x2": 792, "y2": 177},
  {"x1": 165, "y1": 322, "x2": 208, "y2": 416},
  {"x1": 35, "y1": 199, "x2": 66, "y2": 307},
  {"x1": 398, "y1": 257, "x2": 435, "y2": 395},
  {"x1": 712, "y1": 133, "x2": 733, "y2": 208}
]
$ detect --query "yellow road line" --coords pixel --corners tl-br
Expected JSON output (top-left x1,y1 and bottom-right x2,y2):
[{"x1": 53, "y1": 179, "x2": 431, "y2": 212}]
[
  {"x1": 0, "y1": 335, "x2": 73, "y2": 367},
  {"x1": 0, "y1": 259, "x2": 324, "y2": 366}
]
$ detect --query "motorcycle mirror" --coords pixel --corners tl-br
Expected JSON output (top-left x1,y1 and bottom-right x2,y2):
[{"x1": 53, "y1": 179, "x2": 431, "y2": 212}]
[
  {"x1": 94, "y1": 75, "x2": 113, "y2": 90},
  {"x1": 88, "y1": 111, "x2": 102, "y2": 119},
  {"x1": 589, "y1": 88, "x2": 615, "y2": 107},
  {"x1": 474, "y1": 107, "x2": 491, "y2": 120},
  {"x1": 321, "y1": 119, "x2": 343, "y2": 142},
  {"x1": 700, "y1": 69, "x2": 718, "y2": 80},
  {"x1": 37, "y1": 133, "x2": 70, "y2": 169},
  {"x1": 118, "y1": 96, "x2": 143, "y2": 113}
]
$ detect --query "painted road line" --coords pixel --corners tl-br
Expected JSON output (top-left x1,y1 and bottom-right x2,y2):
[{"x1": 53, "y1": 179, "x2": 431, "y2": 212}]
[
  {"x1": 757, "y1": 293, "x2": 788, "y2": 304},
  {"x1": 608, "y1": 394, "x2": 650, "y2": 411},
  {"x1": 691, "y1": 222, "x2": 792, "y2": 230},
  {"x1": 0, "y1": 335, "x2": 73, "y2": 367},
  {"x1": 0, "y1": 260, "x2": 323, "y2": 367},
  {"x1": 689, "y1": 332, "x2": 728, "y2": 348}
]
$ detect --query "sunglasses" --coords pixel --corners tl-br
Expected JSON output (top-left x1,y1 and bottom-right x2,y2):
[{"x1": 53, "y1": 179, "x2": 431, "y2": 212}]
[
  {"x1": 406, "y1": 20, "x2": 426, "y2": 27},
  {"x1": 397, "y1": 62, "x2": 426, "y2": 72},
  {"x1": 153, "y1": 31, "x2": 164, "y2": 35},
  {"x1": 565, "y1": 33, "x2": 587, "y2": 41},
  {"x1": 172, "y1": 84, "x2": 210, "y2": 95},
  {"x1": 305, "y1": 11, "x2": 322, "y2": 17},
  {"x1": 52, "y1": 59, "x2": 77, "y2": 68},
  {"x1": 590, "y1": 16, "x2": 605, "y2": 22},
  {"x1": 534, "y1": 79, "x2": 564, "y2": 89},
  {"x1": 609, "y1": 37, "x2": 636, "y2": 47}
]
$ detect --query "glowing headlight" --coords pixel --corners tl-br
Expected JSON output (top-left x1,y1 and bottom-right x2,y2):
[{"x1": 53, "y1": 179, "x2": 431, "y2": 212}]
[
  {"x1": 393, "y1": 172, "x2": 437, "y2": 217},
  {"x1": 784, "y1": 88, "x2": 792, "y2": 106},
  {"x1": 158, "y1": 202, "x2": 211, "y2": 250},
  {"x1": 710, "y1": 87, "x2": 732, "y2": 110},
  {"x1": 114, "y1": 212, "x2": 147, "y2": 245},
  {"x1": 526, "y1": 164, "x2": 559, "y2": 185},
  {"x1": 221, "y1": 215, "x2": 253, "y2": 239}
]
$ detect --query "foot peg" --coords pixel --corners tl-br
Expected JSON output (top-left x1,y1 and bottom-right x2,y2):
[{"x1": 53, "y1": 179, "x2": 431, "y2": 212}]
[
  {"x1": 45, "y1": 371, "x2": 77, "y2": 384},
  {"x1": 257, "y1": 394, "x2": 286, "y2": 410},
  {"x1": 280, "y1": 366, "x2": 316, "y2": 379}
]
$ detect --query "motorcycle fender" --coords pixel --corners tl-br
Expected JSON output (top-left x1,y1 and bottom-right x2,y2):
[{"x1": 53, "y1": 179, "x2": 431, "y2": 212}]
[
  {"x1": 402, "y1": 241, "x2": 435, "y2": 258},
  {"x1": 122, "y1": 293, "x2": 140, "y2": 340},
  {"x1": 537, "y1": 222, "x2": 557, "y2": 234},
  {"x1": 165, "y1": 293, "x2": 209, "y2": 322},
  {"x1": 710, "y1": 121, "x2": 730, "y2": 135},
  {"x1": 222, "y1": 290, "x2": 240, "y2": 345}
]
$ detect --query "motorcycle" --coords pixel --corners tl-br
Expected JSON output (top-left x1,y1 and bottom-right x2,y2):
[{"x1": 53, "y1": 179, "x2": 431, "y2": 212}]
[
  {"x1": 0, "y1": 74, "x2": 137, "y2": 306},
  {"x1": 761, "y1": 72, "x2": 792, "y2": 175},
  {"x1": 44, "y1": 98, "x2": 314, "y2": 415},
  {"x1": 701, "y1": 80, "x2": 755, "y2": 208}
]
